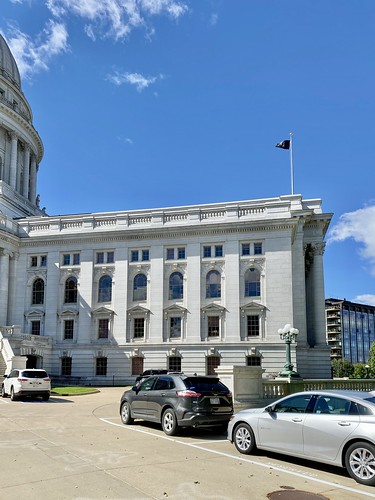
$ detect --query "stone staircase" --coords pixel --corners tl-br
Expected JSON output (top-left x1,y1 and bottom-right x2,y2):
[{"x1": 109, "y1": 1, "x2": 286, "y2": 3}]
[{"x1": 0, "y1": 351, "x2": 7, "y2": 376}]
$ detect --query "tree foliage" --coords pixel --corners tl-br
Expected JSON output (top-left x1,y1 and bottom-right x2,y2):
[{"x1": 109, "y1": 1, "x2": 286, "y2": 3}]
[{"x1": 332, "y1": 358, "x2": 354, "y2": 378}]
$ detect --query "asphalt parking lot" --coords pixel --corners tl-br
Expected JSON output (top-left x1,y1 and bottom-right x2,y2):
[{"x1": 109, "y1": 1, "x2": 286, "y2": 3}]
[{"x1": 1, "y1": 387, "x2": 375, "y2": 500}]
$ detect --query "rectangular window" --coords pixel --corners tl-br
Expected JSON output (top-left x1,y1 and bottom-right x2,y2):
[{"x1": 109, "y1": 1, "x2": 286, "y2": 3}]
[
  {"x1": 96, "y1": 357, "x2": 107, "y2": 376},
  {"x1": 64, "y1": 320, "x2": 74, "y2": 340},
  {"x1": 247, "y1": 315, "x2": 260, "y2": 337},
  {"x1": 132, "y1": 356, "x2": 144, "y2": 376},
  {"x1": 170, "y1": 317, "x2": 182, "y2": 338},
  {"x1": 40, "y1": 255, "x2": 47, "y2": 267},
  {"x1": 63, "y1": 254, "x2": 70, "y2": 266},
  {"x1": 31, "y1": 256, "x2": 38, "y2": 267},
  {"x1": 177, "y1": 247, "x2": 186, "y2": 259},
  {"x1": 254, "y1": 243, "x2": 262, "y2": 255},
  {"x1": 131, "y1": 250, "x2": 139, "y2": 262},
  {"x1": 96, "y1": 252, "x2": 104, "y2": 264},
  {"x1": 207, "y1": 356, "x2": 220, "y2": 376},
  {"x1": 242, "y1": 243, "x2": 250, "y2": 256},
  {"x1": 166, "y1": 248, "x2": 175, "y2": 260},
  {"x1": 73, "y1": 253, "x2": 80, "y2": 265},
  {"x1": 208, "y1": 316, "x2": 220, "y2": 337},
  {"x1": 98, "y1": 319, "x2": 109, "y2": 339},
  {"x1": 203, "y1": 246, "x2": 211, "y2": 258},
  {"x1": 168, "y1": 356, "x2": 181, "y2": 372},
  {"x1": 61, "y1": 357, "x2": 72, "y2": 376},
  {"x1": 142, "y1": 249, "x2": 149, "y2": 261},
  {"x1": 247, "y1": 356, "x2": 261, "y2": 366},
  {"x1": 31, "y1": 320, "x2": 41, "y2": 336},
  {"x1": 215, "y1": 245, "x2": 223, "y2": 257},
  {"x1": 134, "y1": 318, "x2": 145, "y2": 338},
  {"x1": 107, "y1": 251, "x2": 114, "y2": 263}
]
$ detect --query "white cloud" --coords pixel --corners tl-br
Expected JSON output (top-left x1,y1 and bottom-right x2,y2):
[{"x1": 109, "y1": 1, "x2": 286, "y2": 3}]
[
  {"x1": 209, "y1": 13, "x2": 219, "y2": 26},
  {"x1": 328, "y1": 204, "x2": 375, "y2": 275},
  {"x1": 46, "y1": 0, "x2": 189, "y2": 40},
  {"x1": 354, "y1": 295, "x2": 375, "y2": 306},
  {"x1": 107, "y1": 70, "x2": 164, "y2": 92},
  {"x1": 6, "y1": 21, "x2": 69, "y2": 79}
]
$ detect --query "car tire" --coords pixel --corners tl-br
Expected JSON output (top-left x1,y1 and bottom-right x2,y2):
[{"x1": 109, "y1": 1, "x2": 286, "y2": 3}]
[
  {"x1": 345, "y1": 441, "x2": 375, "y2": 486},
  {"x1": 10, "y1": 387, "x2": 17, "y2": 401},
  {"x1": 1, "y1": 385, "x2": 7, "y2": 398},
  {"x1": 233, "y1": 423, "x2": 256, "y2": 454},
  {"x1": 162, "y1": 408, "x2": 179, "y2": 436},
  {"x1": 120, "y1": 401, "x2": 134, "y2": 425}
]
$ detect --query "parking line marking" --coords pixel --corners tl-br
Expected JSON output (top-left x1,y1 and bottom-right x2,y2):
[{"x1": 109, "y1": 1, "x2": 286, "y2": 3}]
[{"x1": 100, "y1": 417, "x2": 375, "y2": 498}]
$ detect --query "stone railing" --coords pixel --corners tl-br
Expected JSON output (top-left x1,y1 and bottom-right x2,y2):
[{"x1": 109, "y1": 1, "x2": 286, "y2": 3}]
[{"x1": 0, "y1": 325, "x2": 52, "y2": 346}]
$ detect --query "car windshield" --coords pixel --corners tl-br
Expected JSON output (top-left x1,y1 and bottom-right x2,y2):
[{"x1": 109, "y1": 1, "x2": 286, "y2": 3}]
[
  {"x1": 184, "y1": 377, "x2": 228, "y2": 392},
  {"x1": 22, "y1": 371, "x2": 48, "y2": 379}
]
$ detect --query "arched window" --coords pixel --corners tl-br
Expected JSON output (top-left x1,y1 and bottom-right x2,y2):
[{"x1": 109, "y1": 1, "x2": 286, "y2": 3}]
[
  {"x1": 244, "y1": 267, "x2": 261, "y2": 297},
  {"x1": 64, "y1": 277, "x2": 78, "y2": 303},
  {"x1": 98, "y1": 275, "x2": 112, "y2": 302},
  {"x1": 32, "y1": 278, "x2": 45, "y2": 305},
  {"x1": 206, "y1": 270, "x2": 221, "y2": 298},
  {"x1": 133, "y1": 273, "x2": 147, "y2": 301},
  {"x1": 169, "y1": 272, "x2": 183, "y2": 300}
]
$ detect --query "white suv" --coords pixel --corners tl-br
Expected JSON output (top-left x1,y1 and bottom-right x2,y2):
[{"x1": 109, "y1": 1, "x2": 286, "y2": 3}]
[{"x1": 1, "y1": 368, "x2": 51, "y2": 401}]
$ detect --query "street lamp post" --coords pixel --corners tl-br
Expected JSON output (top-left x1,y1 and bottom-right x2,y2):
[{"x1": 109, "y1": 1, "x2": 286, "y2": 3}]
[{"x1": 277, "y1": 323, "x2": 302, "y2": 379}]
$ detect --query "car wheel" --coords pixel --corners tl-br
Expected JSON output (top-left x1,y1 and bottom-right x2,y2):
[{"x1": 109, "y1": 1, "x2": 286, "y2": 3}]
[
  {"x1": 162, "y1": 408, "x2": 179, "y2": 436},
  {"x1": 10, "y1": 387, "x2": 17, "y2": 401},
  {"x1": 233, "y1": 423, "x2": 256, "y2": 454},
  {"x1": 120, "y1": 401, "x2": 134, "y2": 425},
  {"x1": 345, "y1": 441, "x2": 375, "y2": 486},
  {"x1": 1, "y1": 385, "x2": 7, "y2": 398}
]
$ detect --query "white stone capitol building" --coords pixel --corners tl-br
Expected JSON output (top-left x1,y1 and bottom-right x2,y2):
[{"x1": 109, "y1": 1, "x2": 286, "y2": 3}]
[{"x1": 0, "y1": 35, "x2": 332, "y2": 383}]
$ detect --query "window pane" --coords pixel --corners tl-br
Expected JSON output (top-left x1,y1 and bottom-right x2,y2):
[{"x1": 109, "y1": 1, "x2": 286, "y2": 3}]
[
  {"x1": 131, "y1": 250, "x2": 138, "y2": 262},
  {"x1": 215, "y1": 245, "x2": 223, "y2": 257},
  {"x1": 247, "y1": 315, "x2": 260, "y2": 337},
  {"x1": 177, "y1": 247, "x2": 185, "y2": 259},
  {"x1": 242, "y1": 243, "x2": 250, "y2": 256},
  {"x1": 170, "y1": 317, "x2": 181, "y2": 338},
  {"x1": 203, "y1": 246, "x2": 211, "y2": 258},
  {"x1": 98, "y1": 318, "x2": 109, "y2": 338},
  {"x1": 96, "y1": 357, "x2": 107, "y2": 376},
  {"x1": 63, "y1": 254, "x2": 70, "y2": 266},
  {"x1": 134, "y1": 318, "x2": 145, "y2": 338},
  {"x1": 168, "y1": 356, "x2": 181, "y2": 372},
  {"x1": 132, "y1": 356, "x2": 144, "y2": 375},
  {"x1": 96, "y1": 252, "x2": 104, "y2": 264},
  {"x1": 166, "y1": 248, "x2": 174, "y2": 260},
  {"x1": 64, "y1": 277, "x2": 78, "y2": 303},
  {"x1": 40, "y1": 255, "x2": 47, "y2": 267},
  {"x1": 133, "y1": 274, "x2": 147, "y2": 301},
  {"x1": 107, "y1": 251, "x2": 114, "y2": 263},
  {"x1": 245, "y1": 268, "x2": 261, "y2": 297},
  {"x1": 142, "y1": 249, "x2": 149, "y2": 261},
  {"x1": 98, "y1": 275, "x2": 112, "y2": 302},
  {"x1": 208, "y1": 316, "x2": 220, "y2": 337},
  {"x1": 247, "y1": 356, "x2": 261, "y2": 366},
  {"x1": 207, "y1": 356, "x2": 220, "y2": 375},
  {"x1": 31, "y1": 256, "x2": 38, "y2": 267},
  {"x1": 64, "y1": 319, "x2": 74, "y2": 340},
  {"x1": 31, "y1": 320, "x2": 41, "y2": 335},
  {"x1": 206, "y1": 270, "x2": 221, "y2": 298},
  {"x1": 32, "y1": 278, "x2": 45, "y2": 305},
  {"x1": 254, "y1": 243, "x2": 262, "y2": 255},
  {"x1": 169, "y1": 272, "x2": 183, "y2": 300},
  {"x1": 61, "y1": 357, "x2": 72, "y2": 376},
  {"x1": 73, "y1": 253, "x2": 80, "y2": 265}
]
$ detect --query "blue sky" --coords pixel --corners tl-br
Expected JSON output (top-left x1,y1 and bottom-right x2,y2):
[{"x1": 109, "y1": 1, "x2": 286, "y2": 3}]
[{"x1": 1, "y1": 0, "x2": 375, "y2": 305}]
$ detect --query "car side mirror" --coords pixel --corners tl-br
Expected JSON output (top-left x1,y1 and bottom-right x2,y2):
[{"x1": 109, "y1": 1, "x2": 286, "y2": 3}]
[
  {"x1": 132, "y1": 385, "x2": 139, "y2": 392},
  {"x1": 3, "y1": 374, "x2": 7, "y2": 378},
  {"x1": 265, "y1": 405, "x2": 274, "y2": 413}
]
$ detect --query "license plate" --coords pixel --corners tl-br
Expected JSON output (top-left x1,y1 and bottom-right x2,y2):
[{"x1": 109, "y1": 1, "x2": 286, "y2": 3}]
[{"x1": 210, "y1": 397, "x2": 220, "y2": 405}]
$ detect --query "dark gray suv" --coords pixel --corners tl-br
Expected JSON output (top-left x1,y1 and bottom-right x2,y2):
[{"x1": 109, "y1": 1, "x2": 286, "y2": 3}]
[{"x1": 120, "y1": 373, "x2": 233, "y2": 435}]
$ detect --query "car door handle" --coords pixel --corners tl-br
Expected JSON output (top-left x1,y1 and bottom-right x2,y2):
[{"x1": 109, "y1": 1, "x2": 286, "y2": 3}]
[
  {"x1": 338, "y1": 421, "x2": 351, "y2": 426},
  {"x1": 292, "y1": 418, "x2": 303, "y2": 422}
]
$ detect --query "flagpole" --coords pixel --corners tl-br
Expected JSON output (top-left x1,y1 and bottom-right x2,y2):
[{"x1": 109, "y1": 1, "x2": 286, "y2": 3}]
[{"x1": 290, "y1": 132, "x2": 294, "y2": 195}]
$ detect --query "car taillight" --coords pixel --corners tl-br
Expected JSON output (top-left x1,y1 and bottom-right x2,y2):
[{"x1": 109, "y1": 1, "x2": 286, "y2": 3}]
[
  {"x1": 227, "y1": 392, "x2": 233, "y2": 399},
  {"x1": 43, "y1": 378, "x2": 50, "y2": 381},
  {"x1": 176, "y1": 390, "x2": 202, "y2": 397},
  {"x1": 18, "y1": 378, "x2": 28, "y2": 382}
]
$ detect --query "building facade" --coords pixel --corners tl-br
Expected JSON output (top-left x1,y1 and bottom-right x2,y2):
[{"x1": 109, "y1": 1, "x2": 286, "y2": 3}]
[
  {"x1": 0, "y1": 35, "x2": 333, "y2": 383},
  {"x1": 326, "y1": 298, "x2": 375, "y2": 364}
]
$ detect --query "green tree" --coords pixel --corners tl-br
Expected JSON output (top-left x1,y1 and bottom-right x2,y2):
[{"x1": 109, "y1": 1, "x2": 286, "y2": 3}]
[
  {"x1": 332, "y1": 358, "x2": 354, "y2": 378},
  {"x1": 367, "y1": 341, "x2": 375, "y2": 377},
  {"x1": 353, "y1": 363, "x2": 367, "y2": 379}
]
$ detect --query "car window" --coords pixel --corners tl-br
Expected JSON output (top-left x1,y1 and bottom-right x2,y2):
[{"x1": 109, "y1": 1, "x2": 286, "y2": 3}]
[
  {"x1": 313, "y1": 396, "x2": 351, "y2": 415},
  {"x1": 138, "y1": 377, "x2": 156, "y2": 391},
  {"x1": 273, "y1": 394, "x2": 313, "y2": 413},
  {"x1": 154, "y1": 377, "x2": 175, "y2": 390},
  {"x1": 9, "y1": 370, "x2": 18, "y2": 378},
  {"x1": 22, "y1": 371, "x2": 48, "y2": 379},
  {"x1": 184, "y1": 377, "x2": 229, "y2": 393},
  {"x1": 350, "y1": 402, "x2": 374, "y2": 416}
]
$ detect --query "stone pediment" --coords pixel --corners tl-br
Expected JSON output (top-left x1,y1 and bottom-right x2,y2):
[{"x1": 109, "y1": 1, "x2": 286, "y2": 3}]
[
  {"x1": 92, "y1": 306, "x2": 115, "y2": 316},
  {"x1": 201, "y1": 303, "x2": 226, "y2": 313},
  {"x1": 127, "y1": 305, "x2": 150, "y2": 315}
]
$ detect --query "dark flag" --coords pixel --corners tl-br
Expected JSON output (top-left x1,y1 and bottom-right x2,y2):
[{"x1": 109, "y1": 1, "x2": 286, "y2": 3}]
[{"x1": 276, "y1": 140, "x2": 290, "y2": 150}]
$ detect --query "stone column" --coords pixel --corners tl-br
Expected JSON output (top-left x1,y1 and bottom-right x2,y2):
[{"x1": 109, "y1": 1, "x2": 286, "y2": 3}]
[
  {"x1": 22, "y1": 144, "x2": 30, "y2": 199},
  {"x1": 0, "y1": 249, "x2": 11, "y2": 325},
  {"x1": 29, "y1": 155, "x2": 37, "y2": 204},
  {"x1": 311, "y1": 242, "x2": 327, "y2": 346},
  {"x1": 9, "y1": 132, "x2": 18, "y2": 190}
]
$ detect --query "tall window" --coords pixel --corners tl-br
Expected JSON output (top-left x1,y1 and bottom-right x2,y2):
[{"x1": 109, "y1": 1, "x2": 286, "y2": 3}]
[
  {"x1": 169, "y1": 272, "x2": 183, "y2": 300},
  {"x1": 170, "y1": 317, "x2": 182, "y2": 338},
  {"x1": 61, "y1": 357, "x2": 72, "y2": 376},
  {"x1": 98, "y1": 318, "x2": 109, "y2": 339},
  {"x1": 244, "y1": 268, "x2": 261, "y2": 297},
  {"x1": 207, "y1": 356, "x2": 220, "y2": 375},
  {"x1": 31, "y1": 320, "x2": 41, "y2": 335},
  {"x1": 133, "y1": 274, "x2": 147, "y2": 301},
  {"x1": 132, "y1": 356, "x2": 144, "y2": 376},
  {"x1": 96, "y1": 357, "x2": 107, "y2": 376},
  {"x1": 98, "y1": 275, "x2": 112, "y2": 302},
  {"x1": 168, "y1": 356, "x2": 181, "y2": 372},
  {"x1": 64, "y1": 319, "x2": 74, "y2": 340},
  {"x1": 134, "y1": 318, "x2": 145, "y2": 338},
  {"x1": 247, "y1": 315, "x2": 260, "y2": 337},
  {"x1": 206, "y1": 270, "x2": 221, "y2": 298},
  {"x1": 208, "y1": 316, "x2": 220, "y2": 337},
  {"x1": 32, "y1": 278, "x2": 45, "y2": 305},
  {"x1": 64, "y1": 277, "x2": 78, "y2": 303}
]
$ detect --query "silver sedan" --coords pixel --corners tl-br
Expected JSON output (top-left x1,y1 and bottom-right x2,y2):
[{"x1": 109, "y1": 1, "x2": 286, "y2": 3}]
[{"x1": 227, "y1": 389, "x2": 375, "y2": 486}]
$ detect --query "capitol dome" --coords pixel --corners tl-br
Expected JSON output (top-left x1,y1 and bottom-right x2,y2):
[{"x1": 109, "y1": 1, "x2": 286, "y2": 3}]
[{"x1": 0, "y1": 34, "x2": 21, "y2": 89}]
